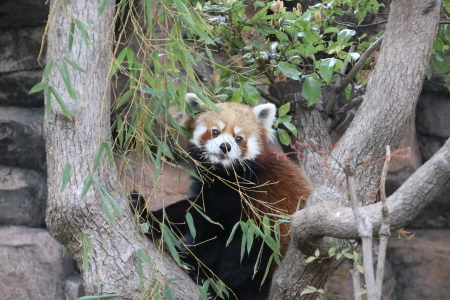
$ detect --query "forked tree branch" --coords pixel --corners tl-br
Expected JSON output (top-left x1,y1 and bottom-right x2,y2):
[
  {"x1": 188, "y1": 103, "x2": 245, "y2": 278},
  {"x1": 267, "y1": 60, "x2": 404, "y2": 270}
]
[{"x1": 291, "y1": 137, "x2": 450, "y2": 245}]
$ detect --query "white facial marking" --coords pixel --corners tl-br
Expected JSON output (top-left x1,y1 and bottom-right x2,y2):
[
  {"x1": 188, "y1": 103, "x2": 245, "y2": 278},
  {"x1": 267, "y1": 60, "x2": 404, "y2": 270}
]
[
  {"x1": 204, "y1": 133, "x2": 242, "y2": 166},
  {"x1": 192, "y1": 125, "x2": 207, "y2": 146},
  {"x1": 234, "y1": 126, "x2": 241, "y2": 135},
  {"x1": 218, "y1": 121, "x2": 225, "y2": 130},
  {"x1": 243, "y1": 136, "x2": 261, "y2": 159}
]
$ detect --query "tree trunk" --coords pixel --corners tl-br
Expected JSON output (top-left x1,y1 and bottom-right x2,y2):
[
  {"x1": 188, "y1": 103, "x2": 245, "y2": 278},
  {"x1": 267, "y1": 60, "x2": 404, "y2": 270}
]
[
  {"x1": 271, "y1": 0, "x2": 442, "y2": 298},
  {"x1": 44, "y1": 1, "x2": 197, "y2": 298}
]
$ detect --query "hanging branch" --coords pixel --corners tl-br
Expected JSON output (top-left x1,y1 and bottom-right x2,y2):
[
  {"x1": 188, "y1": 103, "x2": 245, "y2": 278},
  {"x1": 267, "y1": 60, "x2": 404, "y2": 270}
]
[
  {"x1": 375, "y1": 145, "x2": 392, "y2": 298},
  {"x1": 352, "y1": 245, "x2": 363, "y2": 300},
  {"x1": 345, "y1": 164, "x2": 376, "y2": 300}
]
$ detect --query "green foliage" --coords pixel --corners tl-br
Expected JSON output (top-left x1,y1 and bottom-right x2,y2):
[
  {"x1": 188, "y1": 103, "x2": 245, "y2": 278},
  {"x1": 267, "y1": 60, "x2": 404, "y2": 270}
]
[
  {"x1": 41, "y1": 0, "x2": 450, "y2": 297},
  {"x1": 431, "y1": 24, "x2": 450, "y2": 90},
  {"x1": 80, "y1": 233, "x2": 93, "y2": 271}
]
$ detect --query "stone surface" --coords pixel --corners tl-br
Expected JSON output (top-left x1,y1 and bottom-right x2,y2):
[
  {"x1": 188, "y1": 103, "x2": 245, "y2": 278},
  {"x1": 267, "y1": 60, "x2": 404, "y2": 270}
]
[
  {"x1": 64, "y1": 274, "x2": 85, "y2": 300},
  {"x1": 0, "y1": 106, "x2": 46, "y2": 171},
  {"x1": 387, "y1": 229, "x2": 450, "y2": 300},
  {"x1": 416, "y1": 90, "x2": 450, "y2": 161},
  {"x1": 0, "y1": 166, "x2": 47, "y2": 227},
  {"x1": 0, "y1": 71, "x2": 44, "y2": 107},
  {"x1": 0, "y1": 26, "x2": 45, "y2": 73},
  {"x1": 0, "y1": 0, "x2": 48, "y2": 28},
  {"x1": 408, "y1": 182, "x2": 450, "y2": 228},
  {"x1": 385, "y1": 118, "x2": 422, "y2": 197},
  {"x1": 0, "y1": 226, "x2": 65, "y2": 300}
]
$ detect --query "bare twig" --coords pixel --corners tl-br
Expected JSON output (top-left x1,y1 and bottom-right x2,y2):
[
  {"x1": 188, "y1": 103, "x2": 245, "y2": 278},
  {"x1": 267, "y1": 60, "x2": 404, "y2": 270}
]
[
  {"x1": 258, "y1": 88, "x2": 281, "y2": 106},
  {"x1": 345, "y1": 165, "x2": 376, "y2": 300},
  {"x1": 334, "y1": 36, "x2": 384, "y2": 95},
  {"x1": 375, "y1": 145, "x2": 391, "y2": 298},
  {"x1": 352, "y1": 245, "x2": 363, "y2": 300}
]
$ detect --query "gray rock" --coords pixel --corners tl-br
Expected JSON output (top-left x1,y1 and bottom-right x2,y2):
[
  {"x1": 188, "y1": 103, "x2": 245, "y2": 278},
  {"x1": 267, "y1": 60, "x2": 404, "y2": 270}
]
[
  {"x1": 0, "y1": 166, "x2": 47, "y2": 227},
  {"x1": 387, "y1": 229, "x2": 450, "y2": 300},
  {"x1": 408, "y1": 182, "x2": 450, "y2": 228},
  {"x1": 0, "y1": 71, "x2": 44, "y2": 107},
  {"x1": 415, "y1": 90, "x2": 450, "y2": 161},
  {"x1": 0, "y1": 106, "x2": 46, "y2": 171},
  {"x1": 0, "y1": 226, "x2": 65, "y2": 300},
  {"x1": 0, "y1": 0, "x2": 48, "y2": 28},
  {"x1": 64, "y1": 274, "x2": 85, "y2": 300},
  {"x1": 0, "y1": 26, "x2": 45, "y2": 73}
]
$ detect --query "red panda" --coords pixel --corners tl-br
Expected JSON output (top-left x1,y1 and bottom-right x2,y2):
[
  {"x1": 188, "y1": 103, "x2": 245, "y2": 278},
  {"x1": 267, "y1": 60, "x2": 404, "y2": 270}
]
[{"x1": 132, "y1": 93, "x2": 312, "y2": 300}]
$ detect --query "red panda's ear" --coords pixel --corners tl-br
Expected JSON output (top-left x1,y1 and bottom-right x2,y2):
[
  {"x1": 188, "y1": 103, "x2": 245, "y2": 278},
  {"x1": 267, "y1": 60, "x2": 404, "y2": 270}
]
[
  {"x1": 182, "y1": 93, "x2": 208, "y2": 132},
  {"x1": 253, "y1": 103, "x2": 276, "y2": 134},
  {"x1": 185, "y1": 93, "x2": 208, "y2": 112}
]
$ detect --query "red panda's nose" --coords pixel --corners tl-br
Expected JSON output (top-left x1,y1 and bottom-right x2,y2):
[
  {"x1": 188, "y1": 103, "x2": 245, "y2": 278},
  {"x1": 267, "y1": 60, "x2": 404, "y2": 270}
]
[{"x1": 220, "y1": 142, "x2": 232, "y2": 153}]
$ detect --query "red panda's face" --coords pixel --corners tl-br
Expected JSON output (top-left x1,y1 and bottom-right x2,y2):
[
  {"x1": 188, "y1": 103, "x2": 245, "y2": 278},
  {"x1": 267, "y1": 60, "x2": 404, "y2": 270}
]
[{"x1": 183, "y1": 94, "x2": 276, "y2": 167}]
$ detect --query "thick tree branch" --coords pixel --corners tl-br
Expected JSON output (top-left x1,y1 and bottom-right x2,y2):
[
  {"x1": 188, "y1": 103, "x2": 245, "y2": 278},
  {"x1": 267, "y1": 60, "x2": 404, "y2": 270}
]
[
  {"x1": 326, "y1": 0, "x2": 442, "y2": 203},
  {"x1": 291, "y1": 137, "x2": 450, "y2": 244},
  {"x1": 272, "y1": 2, "x2": 442, "y2": 297},
  {"x1": 44, "y1": 1, "x2": 197, "y2": 299}
]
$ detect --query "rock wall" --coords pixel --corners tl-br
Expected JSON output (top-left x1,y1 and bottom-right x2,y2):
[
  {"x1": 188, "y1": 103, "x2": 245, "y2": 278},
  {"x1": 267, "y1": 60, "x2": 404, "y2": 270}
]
[
  {"x1": 0, "y1": 1, "x2": 84, "y2": 299},
  {"x1": 0, "y1": 1, "x2": 449, "y2": 300}
]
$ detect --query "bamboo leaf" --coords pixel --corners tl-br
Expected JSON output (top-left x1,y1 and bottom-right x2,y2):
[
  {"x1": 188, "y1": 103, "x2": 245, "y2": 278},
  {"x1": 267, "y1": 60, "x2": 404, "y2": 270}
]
[
  {"x1": 49, "y1": 86, "x2": 72, "y2": 120},
  {"x1": 185, "y1": 212, "x2": 196, "y2": 239},
  {"x1": 42, "y1": 59, "x2": 55, "y2": 82},
  {"x1": 101, "y1": 142, "x2": 115, "y2": 166},
  {"x1": 140, "y1": 87, "x2": 167, "y2": 97},
  {"x1": 160, "y1": 225, "x2": 182, "y2": 266},
  {"x1": 261, "y1": 254, "x2": 274, "y2": 285},
  {"x1": 136, "y1": 249, "x2": 153, "y2": 266},
  {"x1": 95, "y1": 177, "x2": 124, "y2": 220},
  {"x1": 263, "y1": 235, "x2": 279, "y2": 252},
  {"x1": 57, "y1": 61, "x2": 78, "y2": 102},
  {"x1": 74, "y1": 20, "x2": 90, "y2": 49},
  {"x1": 64, "y1": 57, "x2": 86, "y2": 73},
  {"x1": 68, "y1": 20, "x2": 75, "y2": 51},
  {"x1": 61, "y1": 163, "x2": 72, "y2": 192},
  {"x1": 29, "y1": 81, "x2": 48, "y2": 94},
  {"x1": 80, "y1": 174, "x2": 93, "y2": 200},
  {"x1": 177, "y1": 165, "x2": 200, "y2": 181},
  {"x1": 97, "y1": 0, "x2": 109, "y2": 17},
  {"x1": 226, "y1": 222, "x2": 240, "y2": 247},
  {"x1": 163, "y1": 285, "x2": 176, "y2": 300},
  {"x1": 92, "y1": 143, "x2": 105, "y2": 171},
  {"x1": 246, "y1": 224, "x2": 254, "y2": 254},
  {"x1": 94, "y1": 180, "x2": 115, "y2": 223},
  {"x1": 80, "y1": 233, "x2": 93, "y2": 271},
  {"x1": 188, "y1": 200, "x2": 223, "y2": 229},
  {"x1": 116, "y1": 90, "x2": 132, "y2": 109}
]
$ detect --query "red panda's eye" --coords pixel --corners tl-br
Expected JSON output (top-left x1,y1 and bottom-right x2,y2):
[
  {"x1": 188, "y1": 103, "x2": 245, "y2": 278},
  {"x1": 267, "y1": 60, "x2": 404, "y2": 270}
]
[
  {"x1": 212, "y1": 129, "x2": 220, "y2": 137},
  {"x1": 235, "y1": 136, "x2": 243, "y2": 143}
]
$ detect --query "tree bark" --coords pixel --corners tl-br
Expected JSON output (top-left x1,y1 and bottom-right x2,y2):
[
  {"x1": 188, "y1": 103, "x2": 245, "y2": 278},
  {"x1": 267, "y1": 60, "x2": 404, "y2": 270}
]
[
  {"x1": 271, "y1": 0, "x2": 443, "y2": 298},
  {"x1": 44, "y1": 1, "x2": 197, "y2": 299},
  {"x1": 43, "y1": 0, "x2": 447, "y2": 299}
]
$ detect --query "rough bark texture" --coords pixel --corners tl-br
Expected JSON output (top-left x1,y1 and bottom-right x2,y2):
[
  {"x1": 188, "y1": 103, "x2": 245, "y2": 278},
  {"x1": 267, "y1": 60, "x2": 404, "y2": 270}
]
[
  {"x1": 329, "y1": 0, "x2": 442, "y2": 204},
  {"x1": 270, "y1": 0, "x2": 443, "y2": 298},
  {"x1": 44, "y1": 1, "x2": 197, "y2": 299}
]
